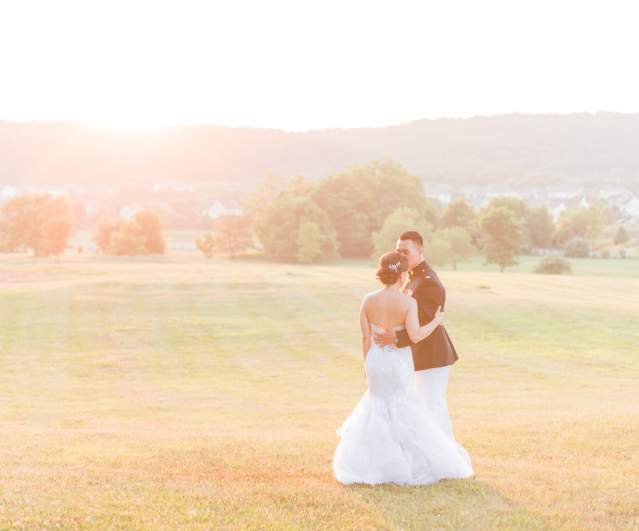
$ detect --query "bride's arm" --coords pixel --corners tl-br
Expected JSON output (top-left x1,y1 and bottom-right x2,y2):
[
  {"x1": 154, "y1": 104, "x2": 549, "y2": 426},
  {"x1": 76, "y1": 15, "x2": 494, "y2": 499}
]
[
  {"x1": 405, "y1": 299, "x2": 444, "y2": 343},
  {"x1": 359, "y1": 297, "x2": 371, "y2": 360}
]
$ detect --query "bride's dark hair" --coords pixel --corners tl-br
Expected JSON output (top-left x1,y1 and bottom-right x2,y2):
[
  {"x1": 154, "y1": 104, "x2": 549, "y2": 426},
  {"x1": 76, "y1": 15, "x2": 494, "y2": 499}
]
[{"x1": 376, "y1": 250, "x2": 408, "y2": 285}]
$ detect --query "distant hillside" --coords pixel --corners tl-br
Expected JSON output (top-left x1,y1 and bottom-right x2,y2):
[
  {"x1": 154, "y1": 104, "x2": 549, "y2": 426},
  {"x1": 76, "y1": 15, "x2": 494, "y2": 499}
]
[{"x1": 1, "y1": 113, "x2": 638, "y2": 190}]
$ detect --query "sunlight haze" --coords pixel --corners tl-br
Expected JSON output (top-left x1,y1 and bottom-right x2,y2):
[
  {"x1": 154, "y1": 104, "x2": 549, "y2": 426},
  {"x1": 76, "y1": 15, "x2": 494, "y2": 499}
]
[{"x1": 1, "y1": 0, "x2": 638, "y2": 130}]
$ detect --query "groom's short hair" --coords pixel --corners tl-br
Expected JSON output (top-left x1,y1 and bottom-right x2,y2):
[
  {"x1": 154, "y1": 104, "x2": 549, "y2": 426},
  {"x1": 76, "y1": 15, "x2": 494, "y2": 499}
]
[{"x1": 399, "y1": 231, "x2": 423, "y2": 247}]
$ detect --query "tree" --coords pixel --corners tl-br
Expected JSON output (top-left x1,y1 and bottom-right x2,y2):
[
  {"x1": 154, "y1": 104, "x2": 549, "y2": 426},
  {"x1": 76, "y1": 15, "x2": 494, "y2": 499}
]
[
  {"x1": 213, "y1": 214, "x2": 252, "y2": 258},
  {"x1": 440, "y1": 199, "x2": 476, "y2": 230},
  {"x1": 424, "y1": 227, "x2": 475, "y2": 270},
  {"x1": 40, "y1": 217, "x2": 72, "y2": 260},
  {"x1": 242, "y1": 174, "x2": 286, "y2": 230},
  {"x1": 443, "y1": 227, "x2": 475, "y2": 270},
  {"x1": 372, "y1": 207, "x2": 433, "y2": 259},
  {"x1": 564, "y1": 238, "x2": 590, "y2": 258},
  {"x1": 0, "y1": 193, "x2": 73, "y2": 257},
  {"x1": 439, "y1": 198, "x2": 483, "y2": 249},
  {"x1": 424, "y1": 232, "x2": 453, "y2": 268},
  {"x1": 94, "y1": 220, "x2": 117, "y2": 254},
  {"x1": 480, "y1": 196, "x2": 530, "y2": 251},
  {"x1": 296, "y1": 222, "x2": 323, "y2": 264},
  {"x1": 479, "y1": 206, "x2": 521, "y2": 272},
  {"x1": 588, "y1": 196, "x2": 619, "y2": 225},
  {"x1": 525, "y1": 206, "x2": 555, "y2": 249},
  {"x1": 196, "y1": 233, "x2": 216, "y2": 259},
  {"x1": 93, "y1": 209, "x2": 166, "y2": 256},
  {"x1": 553, "y1": 206, "x2": 604, "y2": 246},
  {"x1": 134, "y1": 210, "x2": 166, "y2": 254},
  {"x1": 613, "y1": 225, "x2": 629, "y2": 245},
  {"x1": 313, "y1": 159, "x2": 431, "y2": 258},
  {"x1": 487, "y1": 196, "x2": 529, "y2": 220},
  {"x1": 255, "y1": 179, "x2": 339, "y2": 262},
  {"x1": 106, "y1": 220, "x2": 147, "y2": 256}
]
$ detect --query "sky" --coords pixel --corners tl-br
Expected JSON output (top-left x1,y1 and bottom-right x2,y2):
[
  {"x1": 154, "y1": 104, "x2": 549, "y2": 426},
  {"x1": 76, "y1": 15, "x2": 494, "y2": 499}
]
[{"x1": 0, "y1": 0, "x2": 638, "y2": 131}]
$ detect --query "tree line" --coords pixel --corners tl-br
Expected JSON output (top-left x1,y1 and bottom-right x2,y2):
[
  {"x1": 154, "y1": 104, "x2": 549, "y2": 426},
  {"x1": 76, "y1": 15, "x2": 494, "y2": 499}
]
[
  {"x1": 0, "y1": 193, "x2": 165, "y2": 258},
  {"x1": 201, "y1": 159, "x2": 621, "y2": 271},
  {"x1": 0, "y1": 158, "x2": 631, "y2": 271}
]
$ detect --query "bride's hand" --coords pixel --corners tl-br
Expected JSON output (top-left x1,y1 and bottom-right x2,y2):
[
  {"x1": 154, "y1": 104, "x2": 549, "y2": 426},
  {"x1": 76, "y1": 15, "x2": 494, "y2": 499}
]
[{"x1": 434, "y1": 305, "x2": 444, "y2": 325}]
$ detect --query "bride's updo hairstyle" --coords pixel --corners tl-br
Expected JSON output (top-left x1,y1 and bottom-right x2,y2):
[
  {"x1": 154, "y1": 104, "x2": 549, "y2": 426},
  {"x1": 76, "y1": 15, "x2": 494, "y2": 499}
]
[{"x1": 376, "y1": 250, "x2": 408, "y2": 285}]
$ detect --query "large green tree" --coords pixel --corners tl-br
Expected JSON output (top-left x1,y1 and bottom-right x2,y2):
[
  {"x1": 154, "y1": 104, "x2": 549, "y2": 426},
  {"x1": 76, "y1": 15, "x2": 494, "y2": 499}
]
[
  {"x1": 525, "y1": 206, "x2": 555, "y2": 249},
  {"x1": 439, "y1": 198, "x2": 482, "y2": 249},
  {"x1": 255, "y1": 177, "x2": 339, "y2": 262},
  {"x1": 487, "y1": 196, "x2": 530, "y2": 220},
  {"x1": 479, "y1": 206, "x2": 521, "y2": 272},
  {"x1": 372, "y1": 207, "x2": 433, "y2": 260},
  {"x1": 213, "y1": 214, "x2": 252, "y2": 258},
  {"x1": 296, "y1": 222, "x2": 324, "y2": 264},
  {"x1": 553, "y1": 206, "x2": 604, "y2": 246},
  {"x1": 313, "y1": 159, "x2": 435, "y2": 258},
  {"x1": 613, "y1": 225, "x2": 629, "y2": 245},
  {"x1": 439, "y1": 198, "x2": 476, "y2": 230},
  {"x1": 430, "y1": 227, "x2": 475, "y2": 270}
]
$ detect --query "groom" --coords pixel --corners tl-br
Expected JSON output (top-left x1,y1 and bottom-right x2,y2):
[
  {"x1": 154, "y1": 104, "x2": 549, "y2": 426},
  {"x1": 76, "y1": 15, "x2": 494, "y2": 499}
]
[{"x1": 373, "y1": 230, "x2": 459, "y2": 438}]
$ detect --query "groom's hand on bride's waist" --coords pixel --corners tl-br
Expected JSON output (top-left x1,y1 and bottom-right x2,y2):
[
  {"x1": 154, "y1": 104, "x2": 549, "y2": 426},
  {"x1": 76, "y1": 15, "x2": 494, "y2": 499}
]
[{"x1": 373, "y1": 328, "x2": 396, "y2": 346}]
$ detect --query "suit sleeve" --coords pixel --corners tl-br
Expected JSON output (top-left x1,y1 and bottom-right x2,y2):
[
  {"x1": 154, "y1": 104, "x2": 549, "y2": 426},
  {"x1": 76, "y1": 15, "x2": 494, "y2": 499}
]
[
  {"x1": 395, "y1": 327, "x2": 411, "y2": 348},
  {"x1": 395, "y1": 279, "x2": 446, "y2": 348},
  {"x1": 419, "y1": 278, "x2": 446, "y2": 318}
]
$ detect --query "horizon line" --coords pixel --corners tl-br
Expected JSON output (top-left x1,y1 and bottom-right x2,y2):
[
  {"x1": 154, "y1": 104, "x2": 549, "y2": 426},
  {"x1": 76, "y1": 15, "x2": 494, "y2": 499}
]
[{"x1": 1, "y1": 110, "x2": 638, "y2": 133}]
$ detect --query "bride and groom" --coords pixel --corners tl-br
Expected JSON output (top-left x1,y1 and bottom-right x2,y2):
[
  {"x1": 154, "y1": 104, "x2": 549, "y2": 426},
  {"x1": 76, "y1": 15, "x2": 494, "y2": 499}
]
[{"x1": 332, "y1": 231, "x2": 473, "y2": 485}]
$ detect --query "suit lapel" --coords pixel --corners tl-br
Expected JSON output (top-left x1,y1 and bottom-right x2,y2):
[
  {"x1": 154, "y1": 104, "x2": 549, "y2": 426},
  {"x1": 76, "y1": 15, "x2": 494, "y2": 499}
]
[
  {"x1": 404, "y1": 260, "x2": 432, "y2": 297},
  {"x1": 404, "y1": 273, "x2": 424, "y2": 297}
]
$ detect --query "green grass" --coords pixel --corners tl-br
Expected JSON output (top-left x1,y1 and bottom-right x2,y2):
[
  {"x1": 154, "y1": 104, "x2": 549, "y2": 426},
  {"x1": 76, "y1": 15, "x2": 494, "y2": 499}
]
[
  {"x1": 439, "y1": 254, "x2": 639, "y2": 277},
  {"x1": 1, "y1": 250, "x2": 638, "y2": 529}
]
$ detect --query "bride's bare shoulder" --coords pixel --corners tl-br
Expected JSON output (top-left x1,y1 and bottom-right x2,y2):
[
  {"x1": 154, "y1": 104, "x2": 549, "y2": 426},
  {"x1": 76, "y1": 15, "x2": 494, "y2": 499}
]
[
  {"x1": 361, "y1": 289, "x2": 382, "y2": 306},
  {"x1": 401, "y1": 292, "x2": 417, "y2": 307}
]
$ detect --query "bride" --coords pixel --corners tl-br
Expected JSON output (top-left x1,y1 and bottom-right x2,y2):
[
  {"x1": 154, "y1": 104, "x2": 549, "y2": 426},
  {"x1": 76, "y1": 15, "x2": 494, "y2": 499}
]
[{"x1": 333, "y1": 250, "x2": 473, "y2": 485}]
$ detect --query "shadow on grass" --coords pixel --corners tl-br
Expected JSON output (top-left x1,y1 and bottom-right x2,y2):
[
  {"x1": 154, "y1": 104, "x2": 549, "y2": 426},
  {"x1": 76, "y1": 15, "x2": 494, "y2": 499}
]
[{"x1": 345, "y1": 477, "x2": 552, "y2": 530}]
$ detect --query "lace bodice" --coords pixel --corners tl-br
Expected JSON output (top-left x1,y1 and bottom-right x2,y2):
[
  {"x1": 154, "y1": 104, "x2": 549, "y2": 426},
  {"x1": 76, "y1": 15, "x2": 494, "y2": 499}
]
[
  {"x1": 366, "y1": 324, "x2": 413, "y2": 398},
  {"x1": 370, "y1": 323, "x2": 405, "y2": 351},
  {"x1": 370, "y1": 323, "x2": 405, "y2": 335}
]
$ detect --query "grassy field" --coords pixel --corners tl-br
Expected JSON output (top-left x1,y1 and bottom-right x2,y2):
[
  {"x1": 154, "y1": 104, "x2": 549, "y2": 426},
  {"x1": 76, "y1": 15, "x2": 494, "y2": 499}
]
[{"x1": 1, "y1": 248, "x2": 638, "y2": 529}]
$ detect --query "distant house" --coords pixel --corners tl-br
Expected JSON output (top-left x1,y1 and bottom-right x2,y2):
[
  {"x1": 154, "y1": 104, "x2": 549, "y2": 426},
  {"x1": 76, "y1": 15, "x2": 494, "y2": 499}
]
[
  {"x1": 1, "y1": 185, "x2": 18, "y2": 202},
  {"x1": 203, "y1": 201, "x2": 243, "y2": 219},
  {"x1": 152, "y1": 181, "x2": 195, "y2": 192},
  {"x1": 549, "y1": 203, "x2": 567, "y2": 221},
  {"x1": 621, "y1": 196, "x2": 639, "y2": 221},
  {"x1": 119, "y1": 204, "x2": 140, "y2": 219},
  {"x1": 598, "y1": 186, "x2": 627, "y2": 200},
  {"x1": 119, "y1": 202, "x2": 179, "y2": 220},
  {"x1": 430, "y1": 192, "x2": 451, "y2": 204}
]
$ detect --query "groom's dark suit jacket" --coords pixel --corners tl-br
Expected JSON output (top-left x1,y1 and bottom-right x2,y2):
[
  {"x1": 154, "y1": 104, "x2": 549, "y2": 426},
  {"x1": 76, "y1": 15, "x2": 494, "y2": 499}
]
[{"x1": 395, "y1": 260, "x2": 459, "y2": 371}]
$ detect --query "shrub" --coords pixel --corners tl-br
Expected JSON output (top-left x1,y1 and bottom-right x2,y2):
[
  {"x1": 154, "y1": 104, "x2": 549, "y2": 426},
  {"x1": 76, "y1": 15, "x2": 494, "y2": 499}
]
[
  {"x1": 564, "y1": 238, "x2": 590, "y2": 258},
  {"x1": 534, "y1": 256, "x2": 572, "y2": 275}
]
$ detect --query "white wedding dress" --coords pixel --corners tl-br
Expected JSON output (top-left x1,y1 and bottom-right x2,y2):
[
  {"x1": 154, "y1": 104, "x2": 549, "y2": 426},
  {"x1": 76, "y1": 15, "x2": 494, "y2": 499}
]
[{"x1": 333, "y1": 324, "x2": 473, "y2": 485}]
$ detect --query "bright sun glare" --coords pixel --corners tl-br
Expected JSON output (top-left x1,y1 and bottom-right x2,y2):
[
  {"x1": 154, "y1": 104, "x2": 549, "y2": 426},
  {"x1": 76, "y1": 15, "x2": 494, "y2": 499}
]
[
  {"x1": 97, "y1": 115, "x2": 180, "y2": 131},
  {"x1": 1, "y1": 1, "x2": 638, "y2": 130}
]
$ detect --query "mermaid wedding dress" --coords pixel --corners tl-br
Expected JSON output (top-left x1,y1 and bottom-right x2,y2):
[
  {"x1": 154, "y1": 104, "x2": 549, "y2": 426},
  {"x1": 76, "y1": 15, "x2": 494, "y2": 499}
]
[{"x1": 333, "y1": 324, "x2": 473, "y2": 485}]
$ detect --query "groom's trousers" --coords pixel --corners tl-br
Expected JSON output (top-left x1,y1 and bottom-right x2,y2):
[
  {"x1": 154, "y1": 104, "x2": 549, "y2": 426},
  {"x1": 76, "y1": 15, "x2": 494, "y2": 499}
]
[{"x1": 413, "y1": 366, "x2": 455, "y2": 438}]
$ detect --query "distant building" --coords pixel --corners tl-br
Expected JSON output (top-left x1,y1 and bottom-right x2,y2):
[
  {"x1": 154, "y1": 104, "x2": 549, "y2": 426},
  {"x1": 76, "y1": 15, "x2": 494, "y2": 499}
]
[
  {"x1": 1, "y1": 185, "x2": 18, "y2": 202},
  {"x1": 152, "y1": 181, "x2": 196, "y2": 192},
  {"x1": 203, "y1": 201, "x2": 243, "y2": 219},
  {"x1": 621, "y1": 196, "x2": 639, "y2": 221},
  {"x1": 550, "y1": 203, "x2": 567, "y2": 221}
]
